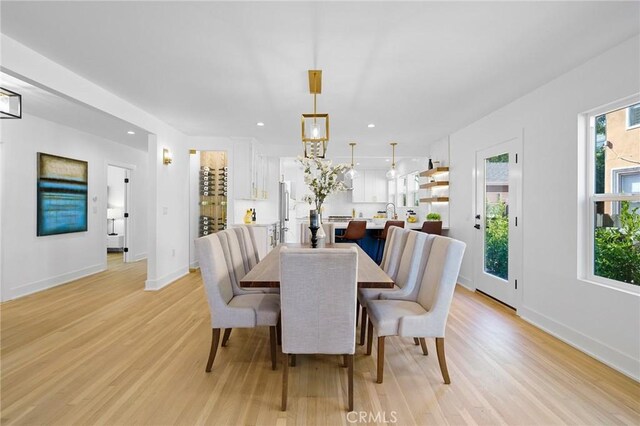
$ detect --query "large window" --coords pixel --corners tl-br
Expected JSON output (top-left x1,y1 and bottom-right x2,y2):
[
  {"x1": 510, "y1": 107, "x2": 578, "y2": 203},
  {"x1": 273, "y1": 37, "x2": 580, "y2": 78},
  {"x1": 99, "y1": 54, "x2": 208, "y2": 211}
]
[{"x1": 588, "y1": 101, "x2": 640, "y2": 288}]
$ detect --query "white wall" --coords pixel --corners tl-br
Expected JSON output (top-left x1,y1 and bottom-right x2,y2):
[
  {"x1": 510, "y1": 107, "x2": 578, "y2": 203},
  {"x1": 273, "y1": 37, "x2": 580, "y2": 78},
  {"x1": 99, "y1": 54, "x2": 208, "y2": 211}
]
[
  {"x1": 448, "y1": 35, "x2": 640, "y2": 379},
  {"x1": 0, "y1": 114, "x2": 148, "y2": 301},
  {"x1": 1, "y1": 35, "x2": 191, "y2": 293}
]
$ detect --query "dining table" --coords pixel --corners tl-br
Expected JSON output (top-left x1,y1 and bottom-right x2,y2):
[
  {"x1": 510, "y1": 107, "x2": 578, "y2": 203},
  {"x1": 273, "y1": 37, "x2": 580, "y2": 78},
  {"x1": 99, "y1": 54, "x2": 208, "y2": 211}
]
[{"x1": 240, "y1": 243, "x2": 394, "y2": 289}]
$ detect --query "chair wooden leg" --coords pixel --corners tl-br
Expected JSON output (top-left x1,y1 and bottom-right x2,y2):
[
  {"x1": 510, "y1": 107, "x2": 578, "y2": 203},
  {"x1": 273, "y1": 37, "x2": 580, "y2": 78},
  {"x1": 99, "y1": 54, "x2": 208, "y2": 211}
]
[
  {"x1": 290, "y1": 354, "x2": 297, "y2": 367},
  {"x1": 205, "y1": 328, "x2": 221, "y2": 372},
  {"x1": 281, "y1": 353, "x2": 289, "y2": 411},
  {"x1": 346, "y1": 354, "x2": 354, "y2": 412},
  {"x1": 366, "y1": 319, "x2": 374, "y2": 356},
  {"x1": 221, "y1": 328, "x2": 232, "y2": 347},
  {"x1": 359, "y1": 307, "x2": 367, "y2": 346},
  {"x1": 356, "y1": 299, "x2": 361, "y2": 327},
  {"x1": 377, "y1": 336, "x2": 385, "y2": 384},
  {"x1": 436, "y1": 337, "x2": 451, "y2": 384},
  {"x1": 270, "y1": 326, "x2": 277, "y2": 370},
  {"x1": 342, "y1": 354, "x2": 348, "y2": 368},
  {"x1": 276, "y1": 317, "x2": 282, "y2": 346},
  {"x1": 413, "y1": 337, "x2": 420, "y2": 345},
  {"x1": 419, "y1": 338, "x2": 428, "y2": 356}
]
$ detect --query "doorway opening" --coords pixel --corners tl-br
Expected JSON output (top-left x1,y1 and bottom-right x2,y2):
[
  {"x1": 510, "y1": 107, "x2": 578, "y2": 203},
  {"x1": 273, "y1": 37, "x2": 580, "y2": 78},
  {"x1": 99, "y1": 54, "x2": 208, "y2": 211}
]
[{"x1": 106, "y1": 165, "x2": 131, "y2": 267}]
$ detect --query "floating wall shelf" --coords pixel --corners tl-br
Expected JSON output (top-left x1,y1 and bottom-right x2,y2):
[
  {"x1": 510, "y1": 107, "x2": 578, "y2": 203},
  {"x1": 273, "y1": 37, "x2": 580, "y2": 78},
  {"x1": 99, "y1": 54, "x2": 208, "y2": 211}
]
[
  {"x1": 419, "y1": 167, "x2": 449, "y2": 178},
  {"x1": 419, "y1": 197, "x2": 449, "y2": 203},
  {"x1": 420, "y1": 181, "x2": 449, "y2": 189}
]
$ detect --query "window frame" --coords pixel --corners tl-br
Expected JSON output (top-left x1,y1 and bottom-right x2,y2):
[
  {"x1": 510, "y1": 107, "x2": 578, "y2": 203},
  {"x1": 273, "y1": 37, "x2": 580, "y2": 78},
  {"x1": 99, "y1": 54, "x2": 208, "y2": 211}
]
[
  {"x1": 626, "y1": 103, "x2": 640, "y2": 130},
  {"x1": 585, "y1": 96, "x2": 640, "y2": 293}
]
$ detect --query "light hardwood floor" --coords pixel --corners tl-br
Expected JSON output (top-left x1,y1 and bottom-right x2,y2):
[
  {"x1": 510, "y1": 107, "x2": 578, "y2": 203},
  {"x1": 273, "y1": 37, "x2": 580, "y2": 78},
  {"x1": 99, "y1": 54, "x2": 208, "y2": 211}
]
[{"x1": 1, "y1": 253, "x2": 638, "y2": 425}]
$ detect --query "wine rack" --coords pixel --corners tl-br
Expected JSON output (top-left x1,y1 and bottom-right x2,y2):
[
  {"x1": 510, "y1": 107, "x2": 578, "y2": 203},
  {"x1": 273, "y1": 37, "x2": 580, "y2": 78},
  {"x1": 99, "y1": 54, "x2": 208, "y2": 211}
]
[{"x1": 199, "y1": 151, "x2": 227, "y2": 237}]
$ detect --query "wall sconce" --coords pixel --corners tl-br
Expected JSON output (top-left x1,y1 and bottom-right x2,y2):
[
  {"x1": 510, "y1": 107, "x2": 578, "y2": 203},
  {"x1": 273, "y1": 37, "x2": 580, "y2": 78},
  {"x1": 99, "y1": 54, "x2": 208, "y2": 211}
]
[{"x1": 163, "y1": 148, "x2": 173, "y2": 165}]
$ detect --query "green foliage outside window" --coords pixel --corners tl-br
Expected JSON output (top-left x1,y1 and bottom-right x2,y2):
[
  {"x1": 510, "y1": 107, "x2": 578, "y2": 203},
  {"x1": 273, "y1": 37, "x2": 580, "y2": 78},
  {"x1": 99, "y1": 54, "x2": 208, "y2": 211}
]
[
  {"x1": 485, "y1": 201, "x2": 509, "y2": 280},
  {"x1": 594, "y1": 201, "x2": 640, "y2": 285}
]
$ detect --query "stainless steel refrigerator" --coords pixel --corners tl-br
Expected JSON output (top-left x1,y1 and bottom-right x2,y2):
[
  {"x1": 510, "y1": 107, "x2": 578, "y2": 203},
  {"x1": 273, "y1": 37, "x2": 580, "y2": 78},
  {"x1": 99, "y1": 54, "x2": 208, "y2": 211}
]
[{"x1": 278, "y1": 181, "x2": 291, "y2": 243}]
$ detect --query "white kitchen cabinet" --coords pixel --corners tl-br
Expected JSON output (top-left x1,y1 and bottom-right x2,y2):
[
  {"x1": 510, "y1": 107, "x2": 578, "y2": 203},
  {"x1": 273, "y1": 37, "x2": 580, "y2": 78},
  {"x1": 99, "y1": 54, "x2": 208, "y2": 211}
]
[
  {"x1": 351, "y1": 170, "x2": 387, "y2": 203},
  {"x1": 233, "y1": 140, "x2": 269, "y2": 200}
]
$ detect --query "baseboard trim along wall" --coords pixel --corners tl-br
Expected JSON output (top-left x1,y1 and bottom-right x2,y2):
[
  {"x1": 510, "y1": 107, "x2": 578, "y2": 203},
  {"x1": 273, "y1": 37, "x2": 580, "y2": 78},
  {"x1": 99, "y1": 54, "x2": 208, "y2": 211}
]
[
  {"x1": 3, "y1": 263, "x2": 106, "y2": 302},
  {"x1": 519, "y1": 306, "x2": 639, "y2": 382},
  {"x1": 457, "y1": 275, "x2": 474, "y2": 291},
  {"x1": 145, "y1": 267, "x2": 189, "y2": 291},
  {"x1": 131, "y1": 252, "x2": 148, "y2": 262}
]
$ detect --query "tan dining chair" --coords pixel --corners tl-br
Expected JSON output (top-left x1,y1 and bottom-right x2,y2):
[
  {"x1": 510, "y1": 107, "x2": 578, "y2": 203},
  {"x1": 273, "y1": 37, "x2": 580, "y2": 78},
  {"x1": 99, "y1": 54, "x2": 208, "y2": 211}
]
[
  {"x1": 195, "y1": 233, "x2": 280, "y2": 372},
  {"x1": 420, "y1": 220, "x2": 443, "y2": 235},
  {"x1": 279, "y1": 247, "x2": 358, "y2": 411},
  {"x1": 299, "y1": 222, "x2": 336, "y2": 244},
  {"x1": 366, "y1": 236, "x2": 466, "y2": 384},
  {"x1": 358, "y1": 230, "x2": 430, "y2": 345},
  {"x1": 373, "y1": 220, "x2": 405, "y2": 263},
  {"x1": 335, "y1": 220, "x2": 367, "y2": 245}
]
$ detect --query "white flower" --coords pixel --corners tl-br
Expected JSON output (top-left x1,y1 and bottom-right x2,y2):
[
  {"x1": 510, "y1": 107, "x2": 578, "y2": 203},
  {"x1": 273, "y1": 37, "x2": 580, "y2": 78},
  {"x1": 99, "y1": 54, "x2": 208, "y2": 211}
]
[{"x1": 298, "y1": 156, "x2": 349, "y2": 209}]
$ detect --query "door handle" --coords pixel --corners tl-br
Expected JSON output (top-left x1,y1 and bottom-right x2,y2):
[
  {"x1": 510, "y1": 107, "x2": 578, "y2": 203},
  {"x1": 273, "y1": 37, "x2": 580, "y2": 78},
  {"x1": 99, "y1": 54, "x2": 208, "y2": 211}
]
[{"x1": 474, "y1": 224, "x2": 481, "y2": 229}]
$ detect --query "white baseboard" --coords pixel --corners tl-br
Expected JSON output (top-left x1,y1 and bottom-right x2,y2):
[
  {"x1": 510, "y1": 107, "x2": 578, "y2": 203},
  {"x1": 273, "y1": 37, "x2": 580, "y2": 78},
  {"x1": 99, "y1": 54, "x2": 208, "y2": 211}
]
[
  {"x1": 130, "y1": 252, "x2": 147, "y2": 262},
  {"x1": 457, "y1": 274, "x2": 474, "y2": 291},
  {"x1": 145, "y1": 267, "x2": 189, "y2": 291},
  {"x1": 190, "y1": 260, "x2": 199, "y2": 269},
  {"x1": 2, "y1": 263, "x2": 106, "y2": 302},
  {"x1": 519, "y1": 306, "x2": 640, "y2": 382}
]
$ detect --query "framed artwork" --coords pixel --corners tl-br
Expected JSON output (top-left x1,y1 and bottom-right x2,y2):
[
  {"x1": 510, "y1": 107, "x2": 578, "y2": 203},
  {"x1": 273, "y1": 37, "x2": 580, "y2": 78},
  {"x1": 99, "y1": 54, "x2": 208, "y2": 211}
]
[{"x1": 37, "y1": 153, "x2": 88, "y2": 236}]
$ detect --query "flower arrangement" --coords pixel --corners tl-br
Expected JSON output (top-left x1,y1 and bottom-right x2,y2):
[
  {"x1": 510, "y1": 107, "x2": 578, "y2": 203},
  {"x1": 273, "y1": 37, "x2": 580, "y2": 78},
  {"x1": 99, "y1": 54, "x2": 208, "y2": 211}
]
[{"x1": 298, "y1": 156, "x2": 348, "y2": 213}]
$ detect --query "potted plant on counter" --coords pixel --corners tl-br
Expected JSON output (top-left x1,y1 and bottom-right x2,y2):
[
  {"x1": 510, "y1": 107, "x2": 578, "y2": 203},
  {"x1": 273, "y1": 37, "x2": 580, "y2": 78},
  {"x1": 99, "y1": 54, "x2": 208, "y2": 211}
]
[{"x1": 426, "y1": 212, "x2": 441, "y2": 221}]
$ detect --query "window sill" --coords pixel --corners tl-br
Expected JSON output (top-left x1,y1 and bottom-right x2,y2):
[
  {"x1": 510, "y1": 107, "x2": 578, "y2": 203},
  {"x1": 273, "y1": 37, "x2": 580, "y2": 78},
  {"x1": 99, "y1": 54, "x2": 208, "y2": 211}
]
[{"x1": 579, "y1": 276, "x2": 640, "y2": 296}]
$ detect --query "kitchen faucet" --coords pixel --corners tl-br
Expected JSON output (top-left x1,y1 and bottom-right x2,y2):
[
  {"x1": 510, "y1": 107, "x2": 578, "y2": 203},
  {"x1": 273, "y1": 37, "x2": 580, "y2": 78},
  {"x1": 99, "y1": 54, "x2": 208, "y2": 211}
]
[{"x1": 385, "y1": 203, "x2": 398, "y2": 220}]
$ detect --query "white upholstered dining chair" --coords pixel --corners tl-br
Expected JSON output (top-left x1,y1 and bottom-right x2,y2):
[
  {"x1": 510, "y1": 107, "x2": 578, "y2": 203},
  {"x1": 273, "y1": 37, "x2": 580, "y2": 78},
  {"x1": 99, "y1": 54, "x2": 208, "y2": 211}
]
[
  {"x1": 195, "y1": 233, "x2": 280, "y2": 372},
  {"x1": 299, "y1": 222, "x2": 336, "y2": 244},
  {"x1": 217, "y1": 229, "x2": 278, "y2": 346},
  {"x1": 366, "y1": 236, "x2": 465, "y2": 384},
  {"x1": 279, "y1": 247, "x2": 358, "y2": 411},
  {"x1": 358, "y1": 230, "x2": 429, "y2": 345},
  {"x1": 231, "y1": 226, "x2": 259, "y2": 271},
  {"x1": 379, "y1": 226, "x2": 409, "y2": 280}
]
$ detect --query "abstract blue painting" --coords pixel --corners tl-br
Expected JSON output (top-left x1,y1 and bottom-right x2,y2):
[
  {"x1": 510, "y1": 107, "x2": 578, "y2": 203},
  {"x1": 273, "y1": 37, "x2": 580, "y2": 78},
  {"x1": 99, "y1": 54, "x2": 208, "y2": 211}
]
[{"x1": 37, "y1": 153, "x2": 88, "y2": 236}]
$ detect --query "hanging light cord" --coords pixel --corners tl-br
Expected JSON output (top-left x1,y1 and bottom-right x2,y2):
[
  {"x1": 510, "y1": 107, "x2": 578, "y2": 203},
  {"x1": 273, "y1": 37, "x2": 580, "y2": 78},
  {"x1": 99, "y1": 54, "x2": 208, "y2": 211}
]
[
  {"x1": 350, "y1": 142, "x2": 356, "y2": 167},
  {"x1": 391, "y1": 142, "x2": 397, "y2": 168}
]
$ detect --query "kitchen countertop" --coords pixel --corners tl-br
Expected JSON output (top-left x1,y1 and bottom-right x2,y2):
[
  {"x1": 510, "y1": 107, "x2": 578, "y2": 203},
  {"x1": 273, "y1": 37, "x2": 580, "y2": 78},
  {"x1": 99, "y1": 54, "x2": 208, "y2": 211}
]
[{"x1": 329, "y1": 220, "x2": 423, "y2": 230}]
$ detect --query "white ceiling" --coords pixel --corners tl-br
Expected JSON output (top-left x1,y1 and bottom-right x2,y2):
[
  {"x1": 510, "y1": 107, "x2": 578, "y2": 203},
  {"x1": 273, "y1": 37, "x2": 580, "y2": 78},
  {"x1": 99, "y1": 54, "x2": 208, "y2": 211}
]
[
  {"x1": 0, "y1": 72, "x2": 149, "y2": 150},
  {"x1": 1, "y1": 1, "x2": 639, "y2": 156}
]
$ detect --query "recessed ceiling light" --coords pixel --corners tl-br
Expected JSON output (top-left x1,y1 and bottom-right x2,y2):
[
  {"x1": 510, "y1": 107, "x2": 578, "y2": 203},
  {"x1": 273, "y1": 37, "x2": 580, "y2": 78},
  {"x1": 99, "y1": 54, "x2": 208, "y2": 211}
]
[
  {"x1": 257, "y1": 122, "x2": 265, "y2": 127},
  {"x1": 367, "y1": 123, "x2": 375, "y2": 128},
  {"x1": 356, "y1": 162, "x2": 360, "y2": 166},
  {"x1": 127, "y1": 130, "x2": 135, "y2": 135},
  {"x1": 385, "y1": 158, "x2": 390, "y2": 162}
]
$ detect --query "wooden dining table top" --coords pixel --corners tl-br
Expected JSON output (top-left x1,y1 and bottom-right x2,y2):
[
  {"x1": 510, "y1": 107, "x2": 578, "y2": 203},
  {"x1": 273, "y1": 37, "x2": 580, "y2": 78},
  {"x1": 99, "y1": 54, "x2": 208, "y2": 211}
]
[{"x1": 240, "y1": 243, "x2": 395, "y2": 289}]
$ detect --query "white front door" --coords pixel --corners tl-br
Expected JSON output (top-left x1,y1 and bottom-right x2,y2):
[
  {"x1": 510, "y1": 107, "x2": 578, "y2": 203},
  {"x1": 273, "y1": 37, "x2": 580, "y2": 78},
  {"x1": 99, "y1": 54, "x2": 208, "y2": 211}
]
[{"x1": 474, "y1": 136, "x2": 522, "y2": 309}]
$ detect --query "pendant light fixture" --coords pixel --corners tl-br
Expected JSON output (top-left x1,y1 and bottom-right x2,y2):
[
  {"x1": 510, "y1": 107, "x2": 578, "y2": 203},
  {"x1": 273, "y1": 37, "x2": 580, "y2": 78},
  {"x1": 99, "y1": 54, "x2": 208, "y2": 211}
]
[
  {"x1": 301, "y1": 70, "x2": 329, "y2": 158},
  {"x1": 0, "y1": 87, "x2": 22, "y2": 119},
  {"x1": 345, "y1": 142, "x2": 359, "y2": 180},
  {"x1": 386, "y1": 142, "x2": 398, "y2": 179}
]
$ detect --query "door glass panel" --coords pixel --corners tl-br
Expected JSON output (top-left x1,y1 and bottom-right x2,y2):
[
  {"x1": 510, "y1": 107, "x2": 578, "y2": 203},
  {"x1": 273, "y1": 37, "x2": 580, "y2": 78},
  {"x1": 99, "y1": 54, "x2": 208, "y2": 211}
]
[{"x1": 484, "y1": 153, "x2": 509, "y2": 280}]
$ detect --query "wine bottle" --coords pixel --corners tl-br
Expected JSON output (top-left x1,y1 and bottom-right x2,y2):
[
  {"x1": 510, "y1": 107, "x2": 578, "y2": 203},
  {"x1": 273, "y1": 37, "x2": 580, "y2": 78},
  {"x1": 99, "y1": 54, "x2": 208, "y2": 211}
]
[{"x1": 251, "y1": 208, "x2": 256, "y2": 223}]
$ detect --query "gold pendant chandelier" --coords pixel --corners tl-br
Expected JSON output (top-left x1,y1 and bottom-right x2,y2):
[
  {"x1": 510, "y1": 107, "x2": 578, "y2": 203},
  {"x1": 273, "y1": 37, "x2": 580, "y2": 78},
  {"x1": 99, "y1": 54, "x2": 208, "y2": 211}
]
[{"x1": 301, "y1": 70, "x2": 329, "y2": 158}]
